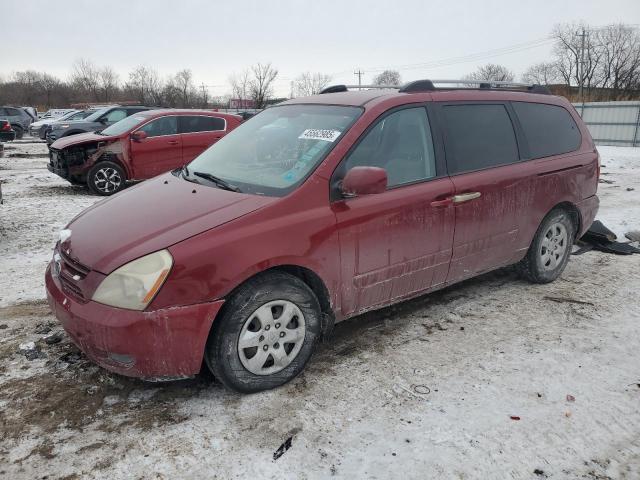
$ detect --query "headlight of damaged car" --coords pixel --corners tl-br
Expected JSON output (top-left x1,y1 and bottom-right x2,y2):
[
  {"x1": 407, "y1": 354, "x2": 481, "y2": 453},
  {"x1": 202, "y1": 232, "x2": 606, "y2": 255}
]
[{"x1": 92, "y1": 250, "x2": 173, "y2": 310}]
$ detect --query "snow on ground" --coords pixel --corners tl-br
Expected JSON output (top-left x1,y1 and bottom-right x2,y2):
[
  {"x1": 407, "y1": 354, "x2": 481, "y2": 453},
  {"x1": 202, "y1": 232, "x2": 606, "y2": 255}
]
[{"x1": 0, "y1": 139, "x2": 639, "y2": 479}]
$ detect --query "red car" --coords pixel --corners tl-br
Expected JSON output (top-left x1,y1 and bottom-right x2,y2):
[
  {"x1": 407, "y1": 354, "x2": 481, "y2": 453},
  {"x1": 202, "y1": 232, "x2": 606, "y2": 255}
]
[
  {"x1": 46, "y1": 80, "x2": 599, "y2": 392},
  {"x1": 48, "y1": 110, "x2": 242, "y2": 195}
]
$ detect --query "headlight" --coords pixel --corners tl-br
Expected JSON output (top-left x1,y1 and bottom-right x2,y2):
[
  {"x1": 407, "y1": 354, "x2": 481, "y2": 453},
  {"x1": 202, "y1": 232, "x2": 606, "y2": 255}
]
[{"x1": 92, "y1": 250, "x2": 173, "y2": 310}]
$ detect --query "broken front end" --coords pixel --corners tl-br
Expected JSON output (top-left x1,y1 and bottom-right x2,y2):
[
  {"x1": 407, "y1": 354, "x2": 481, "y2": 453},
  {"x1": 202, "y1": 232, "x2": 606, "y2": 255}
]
[{"x1": 48, "y1": 142, "x2": 117, "y2": 185}]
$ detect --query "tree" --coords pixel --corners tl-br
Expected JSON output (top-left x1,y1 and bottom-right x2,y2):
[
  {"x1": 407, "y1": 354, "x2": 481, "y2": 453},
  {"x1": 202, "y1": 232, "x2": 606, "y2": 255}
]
[
  {"x1": 249, "y1": 63, "x2": 278, "y2": 109},
  {"x1": 373, "y1": 70, "x2": 402, "y2": 86},
  {"x1": 38, "y1": 73, "x2": 63, "y2": 108},
  {"x1": 70, "y1": 59, "x2": 101, "y2": 101},
  {"x1": 229, "y1": 69, "x2": 251, "y2": 103},
  {"x1": 521, "y1": 62, "x2": 560, "y2": 85},
  {"x1": 552, "y1": 23, "x2": 603, "y2": 97},
  {"x1": 174, "y1": 69, "x2": 196, "y2": 107},
  {"x1": 595, "y1": 24, "x2": 640, "y2": 98},
  {"x1": 126, "y1": 66, "x2": 162, "y2": 105},
  {"x1": 292, "y1": 72, "x2": 331, "y2": 97},
  {"x1": 464, "y1": 63, "x2": 515, "y2": 82},
  {"x1": 99, "y1": 67, "x2": 119, "y2": 102}
]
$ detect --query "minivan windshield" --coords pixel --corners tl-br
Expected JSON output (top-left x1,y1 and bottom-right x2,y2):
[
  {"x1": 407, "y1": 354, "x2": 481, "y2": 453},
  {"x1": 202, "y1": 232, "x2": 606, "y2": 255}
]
[
  {"x1": 100, "y1": 114, "x2": 149, "y2": 136},
  {"x1": 186, "y1": 104, "x2": 361, "y2": 196}
]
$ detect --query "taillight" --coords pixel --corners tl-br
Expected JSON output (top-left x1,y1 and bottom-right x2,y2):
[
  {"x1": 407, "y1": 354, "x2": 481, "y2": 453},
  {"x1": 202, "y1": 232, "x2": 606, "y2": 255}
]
[{"x1": 0, "y1": 122, "x2": 10, "y2": 132}]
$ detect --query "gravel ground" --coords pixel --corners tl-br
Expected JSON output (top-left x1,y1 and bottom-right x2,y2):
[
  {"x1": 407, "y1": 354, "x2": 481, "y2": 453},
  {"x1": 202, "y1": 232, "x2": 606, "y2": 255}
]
[{"x1": 0, "y1": 139, "x2": 639, "y2": 479}]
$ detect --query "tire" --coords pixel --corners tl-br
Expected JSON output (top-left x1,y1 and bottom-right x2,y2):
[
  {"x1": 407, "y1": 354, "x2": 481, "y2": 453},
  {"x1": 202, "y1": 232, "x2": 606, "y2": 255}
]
[
  {"x1": 517, "y1": 208, "x2": 575, "y2": 284},
  {"x1": 205, "y1": 271, "x2": 321, "y2": 393},
  {"x1": 87, "y1": 161, "x2": 126, "y2": 196},
  {"x1": 13, "y1": 125, "x2": 23, "y2": 140}
]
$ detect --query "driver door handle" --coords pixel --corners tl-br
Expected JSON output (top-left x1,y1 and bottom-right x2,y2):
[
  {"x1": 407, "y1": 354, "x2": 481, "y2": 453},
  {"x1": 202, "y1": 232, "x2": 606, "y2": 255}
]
[
  {"x1": 167, "y1": 140, "x2": 179, "y2": 145},
  {"x1": 452, "y1": 192, "x2": 481, "y2": 204}
]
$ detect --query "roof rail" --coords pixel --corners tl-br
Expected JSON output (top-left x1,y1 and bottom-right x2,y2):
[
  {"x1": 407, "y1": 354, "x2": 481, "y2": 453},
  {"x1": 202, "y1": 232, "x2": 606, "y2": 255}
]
[
  {"x1": 411, "y1": 79, "x2": 551, "y2": 95},
  {"x1": 319, "y1": 84, "x2": 400, "y2": 94},
  {"x1": 319, "y1": 80, "x2": 551, "y2": 95}
]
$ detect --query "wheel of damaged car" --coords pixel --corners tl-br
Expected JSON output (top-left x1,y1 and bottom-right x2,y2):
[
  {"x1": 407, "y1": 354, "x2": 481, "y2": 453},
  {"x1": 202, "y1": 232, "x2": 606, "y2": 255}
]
[
  {"x1": 205, "y1": 271, "x2": 321, "y2": 393},
  {"x1": 517, "y1": 208, "x2": 575, "y2": 284},
  {"x1": 88, "y1": 161, "x2": 126, "y2": 196}
]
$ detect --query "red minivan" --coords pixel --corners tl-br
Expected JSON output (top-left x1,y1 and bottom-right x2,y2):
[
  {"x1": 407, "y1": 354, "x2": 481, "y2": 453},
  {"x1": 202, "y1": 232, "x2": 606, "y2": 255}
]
[
  {"x1": 45, "y1": 81, "x2": 599, "y2": 392},
  {"x1": 48, "y1": 110, "x2": 242, "y2": 195}
]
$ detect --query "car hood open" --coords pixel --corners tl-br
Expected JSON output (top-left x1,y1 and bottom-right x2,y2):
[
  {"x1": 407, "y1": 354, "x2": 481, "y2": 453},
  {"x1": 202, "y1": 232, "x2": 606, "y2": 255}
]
[
  {"x1": 50, "y1": 131, "x2": 115, "y2": 149},
  {"x1": 61, "y1": 172, "x2": 277, "y2": 274}
]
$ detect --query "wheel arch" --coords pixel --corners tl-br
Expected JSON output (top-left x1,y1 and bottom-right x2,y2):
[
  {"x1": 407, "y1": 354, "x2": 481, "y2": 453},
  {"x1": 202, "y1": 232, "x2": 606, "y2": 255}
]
[
  {"x1": 220, "y1": 263, "x2": 335, "y2": 338},
  {"x1": 548, "y1": 201, "x2": 581, "y2": 239}
]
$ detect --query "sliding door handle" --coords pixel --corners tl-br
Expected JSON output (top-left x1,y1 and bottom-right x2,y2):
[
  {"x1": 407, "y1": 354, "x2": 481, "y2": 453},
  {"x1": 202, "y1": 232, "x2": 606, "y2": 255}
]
[{"x1": 452, "y1": 192, "x2": 481, "y2": 204}]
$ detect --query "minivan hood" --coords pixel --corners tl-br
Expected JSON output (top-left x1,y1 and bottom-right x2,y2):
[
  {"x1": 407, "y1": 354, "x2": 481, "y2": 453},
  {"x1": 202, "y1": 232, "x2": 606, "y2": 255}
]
[
  {"x1": 62, "y1": 173, "x2": 277, "y2": 274},
  {"x1": 51, "y1": 131, "x2": 115, "y2": 149}
]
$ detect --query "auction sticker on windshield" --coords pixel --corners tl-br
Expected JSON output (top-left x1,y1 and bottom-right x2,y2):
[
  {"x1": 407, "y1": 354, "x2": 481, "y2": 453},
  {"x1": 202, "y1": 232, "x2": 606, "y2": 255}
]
[{"x1": 298, "y1": 129, "x2": 341, "y2": 142}]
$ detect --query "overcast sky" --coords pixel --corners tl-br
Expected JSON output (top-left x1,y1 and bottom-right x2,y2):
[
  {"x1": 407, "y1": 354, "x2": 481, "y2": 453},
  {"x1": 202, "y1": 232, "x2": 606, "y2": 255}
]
[{"x1": 3, "y1": 0, "x2": 639, "y2": 97}]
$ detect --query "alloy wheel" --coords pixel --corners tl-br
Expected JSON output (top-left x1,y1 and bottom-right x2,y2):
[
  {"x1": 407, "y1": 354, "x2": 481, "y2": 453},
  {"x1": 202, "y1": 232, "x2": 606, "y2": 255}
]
[{"x1": 94, "y1": 167, "x2": 122, "y2": 194}]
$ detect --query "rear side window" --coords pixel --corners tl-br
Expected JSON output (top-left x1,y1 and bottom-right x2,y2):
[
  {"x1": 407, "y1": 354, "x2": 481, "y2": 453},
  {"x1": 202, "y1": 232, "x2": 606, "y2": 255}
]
[
  {"x1": 442, "y1": 104, "x2": 519, "y2": 174},
  {"x1": 512, "y1": 102, "x2": 581, "y2": 158},
  {"x1": 180, "y1": 116, "x2": 226, "y2": 134}
]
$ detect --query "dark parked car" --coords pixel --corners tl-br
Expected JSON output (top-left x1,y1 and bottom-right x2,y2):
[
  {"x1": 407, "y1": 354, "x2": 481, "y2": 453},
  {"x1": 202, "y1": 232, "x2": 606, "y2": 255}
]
[
  {"x1": 46, "y1": 105, "x2": 152, "y2": 144},
  {"x1": 0, "y1": 106, "x2": 33, "y2": 139},
  {"x1": 46, "y1": 80, "x2": 599, "y2": 393},
  {"x1": 0, "y1": 120, "x2": 16, "y2": 142},
  {"x1": 48, "y1": 109, "x2": 242, "y2": 195}
]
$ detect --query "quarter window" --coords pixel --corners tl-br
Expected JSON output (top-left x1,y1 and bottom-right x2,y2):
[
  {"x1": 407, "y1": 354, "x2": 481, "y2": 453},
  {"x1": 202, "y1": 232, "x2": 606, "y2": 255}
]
[
  {"x1": 512, "y1": 102, "x2": 581, "y2": 158},
  {"x1": 442, "y1": 104, "x2": 519, "y2": 174},
  {"x1": 180, "y1": 116, "x2": 226, "y2": 133},
  {"x1": 139, "y1": 116, "x2": 178, "y2": 137},
  {"x1": 344, "y1": 107, "x2": 436, "y2": 187}
]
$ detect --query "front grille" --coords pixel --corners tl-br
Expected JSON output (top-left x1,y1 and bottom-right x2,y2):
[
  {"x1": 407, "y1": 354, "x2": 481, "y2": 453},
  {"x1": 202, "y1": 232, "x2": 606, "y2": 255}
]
[
  {"x1": 58, "y1": 250, "x2": 91, "y2": 302},
  {"x1": 60, "y1": 250, "x2": 90, "y2": 278}
]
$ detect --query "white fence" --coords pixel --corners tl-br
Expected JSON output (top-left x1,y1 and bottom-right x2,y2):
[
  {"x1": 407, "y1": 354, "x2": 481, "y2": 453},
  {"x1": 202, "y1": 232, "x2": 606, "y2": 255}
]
[{"x1": 573, "y1": 101, "x2": 640, "y2": 147}]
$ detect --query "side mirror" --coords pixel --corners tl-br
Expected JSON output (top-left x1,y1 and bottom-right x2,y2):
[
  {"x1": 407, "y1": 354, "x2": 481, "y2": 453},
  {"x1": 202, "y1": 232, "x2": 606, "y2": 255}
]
[
  {"x1": 98, "y1": 117, "x2": 108, "y2": 124},
  {"x1": 131, "y1": 130, "x2": 148, "y2": 142},
  {"x1": 341, "y1": 166, "x2": 387, "y2": 197}
]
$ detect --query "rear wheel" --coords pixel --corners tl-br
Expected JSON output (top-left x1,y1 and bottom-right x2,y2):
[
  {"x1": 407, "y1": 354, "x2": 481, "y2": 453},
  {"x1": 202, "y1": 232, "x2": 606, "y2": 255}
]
[
  {"x1": 87, "y1": 161, "x2": 126, "y2": 196},
  {"x1": 517, "y1": 209, "x2": 575, "y2": 283},
  {"x1": 13, "y1": 125, "x2": 23, "y2": 140},
  {"x1": 205, "y1": 271, "x2": 321, "y2": 393}
]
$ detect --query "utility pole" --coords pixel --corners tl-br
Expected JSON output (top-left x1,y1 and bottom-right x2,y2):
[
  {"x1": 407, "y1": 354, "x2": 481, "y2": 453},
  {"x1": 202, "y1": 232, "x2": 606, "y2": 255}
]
[
  {"x1": 577, "y1": 27, "x2": 587, "y2": 104},
  {"x1": 200, "y1": 83, "x2": 208, "y2": 108},
  {"x1": 354, "y1": 69, "x2": 364, "y2": 90}
]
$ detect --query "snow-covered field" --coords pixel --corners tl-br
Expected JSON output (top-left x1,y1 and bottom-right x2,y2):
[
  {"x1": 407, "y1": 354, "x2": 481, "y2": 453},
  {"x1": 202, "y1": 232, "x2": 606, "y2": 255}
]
[{"x1": 0, "y1": 140, "x2": 639, "y2": 479}]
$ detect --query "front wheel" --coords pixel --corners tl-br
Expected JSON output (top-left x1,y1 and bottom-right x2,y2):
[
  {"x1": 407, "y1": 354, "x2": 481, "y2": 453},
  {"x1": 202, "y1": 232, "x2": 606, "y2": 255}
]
[
  {"x1": 517, "y1": 209, "x2": 575, "y2": 283},
  {"x1": 87, "y1": 161, "x2": 126, "y2": 196},
  {"x1": 205, "y1": 271, "x2": 321, "y2": 393}
]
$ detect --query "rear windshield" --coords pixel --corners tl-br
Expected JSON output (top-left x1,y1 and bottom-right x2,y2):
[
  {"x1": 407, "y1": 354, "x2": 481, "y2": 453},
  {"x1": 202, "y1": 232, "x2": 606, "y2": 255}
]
[
  {"x1": 100, "y1": 115, "x2": 149, "y2": 136},
  {"x1": 187, "y1": 104, "x2": 362, "y2": 196}
]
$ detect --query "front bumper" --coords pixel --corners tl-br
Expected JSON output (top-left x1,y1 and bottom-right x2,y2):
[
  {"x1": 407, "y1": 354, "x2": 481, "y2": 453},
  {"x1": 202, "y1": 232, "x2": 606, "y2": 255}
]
[
  {"x1": 46, "y1": 265, "x2": 225, "y2": 380},
  {"x1": 29, "y1": 125, "x2": 42, "y2": 137}
]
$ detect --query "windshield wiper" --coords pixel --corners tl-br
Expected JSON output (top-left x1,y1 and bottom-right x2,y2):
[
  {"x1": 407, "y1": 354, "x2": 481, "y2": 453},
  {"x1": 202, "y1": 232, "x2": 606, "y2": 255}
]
[{"x1": 193, "y1": 171, "x2": 241, "y2": 192}]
